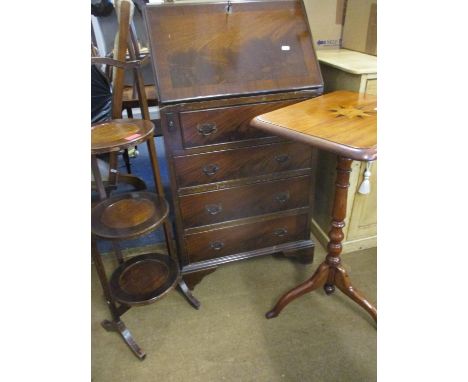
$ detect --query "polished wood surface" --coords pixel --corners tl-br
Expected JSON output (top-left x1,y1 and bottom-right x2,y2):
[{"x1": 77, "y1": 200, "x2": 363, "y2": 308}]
[
  {"x1": 109, "y1": 253, "x2": 179, "y2": 307},
  {"x1": 143, "y1": 0, "x2": 322, "y2": 103},
  {"x1": 91, "y1": 118, "x2": 154, "y2": 154},
  {"x1": 312, "y1": 56, "x2": 377, "y2": 253},
  {"x1": 252, "y1": 94, "x2": 378, "y2": 322},
  {"x1": 91, "y1": 192, "x2": 169, "y2": 240},
  {"x1": 174, "y1": 142, "x2": 312, "y2": 188},
  {"x1": 251, "y1": 90, "x2": 377, "y2": 161},
  {"x1": 90, "y1": 1, "x2": 200, "y2": 361},
  {"x1": 100, "y1": 198, "x2": 156, "y2": 229},
  {"x1": 185, "y1": 213, "x2": 309, "y2": 263},
  {"x1": 165, "y1": 96, "x2": 318, "y2": 277},
  {"x1": 179, "y1": 99, "x2": 298, "y2": 148},
  {"x1": 143, "y1": 0, "x2": 322, "y2": 289},
  {"x1": 179, "y1": 175, "x2": 311, "y2": 229}
]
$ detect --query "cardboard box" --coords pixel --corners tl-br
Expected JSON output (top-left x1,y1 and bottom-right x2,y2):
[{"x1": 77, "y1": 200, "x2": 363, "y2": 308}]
[
  {"x1": 342, "y1": 0, "x2": 377, "y2": 55},
  {"x1": 304, "y1": 0, "x2": 346, "y2": 50}
]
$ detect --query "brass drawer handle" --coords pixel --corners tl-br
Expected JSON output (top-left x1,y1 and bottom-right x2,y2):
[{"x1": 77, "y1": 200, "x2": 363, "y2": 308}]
[
  {"x1": 166, "y1": 113, "x2": 176, "y2": 131},
  {"x1": 197, "y1": 122, "x2": 217, "y2": 136},
  {"x1": 273, "y1": 227, "x2": 288, "y2": 237},
  {"x1": 210, "y1": 241, "x2": 224, "y2": 251},
  {"x1": 275, "y1": 154, "x2": 290, "y2": 164},
  {"x1": 275, "y1": 192, "x2": 290, "y2": 204},
  {"x1": 206, "y1": 203, "x2": 222, "y2": 215},
  {"x1": 202, "y1": 163, "x2": 219, "y2": 176}
]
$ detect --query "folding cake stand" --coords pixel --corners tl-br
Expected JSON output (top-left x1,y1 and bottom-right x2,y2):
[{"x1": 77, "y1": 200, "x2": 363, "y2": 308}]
[{"x1": 91, "y1": 119, "x2": 199, "y2": 360}]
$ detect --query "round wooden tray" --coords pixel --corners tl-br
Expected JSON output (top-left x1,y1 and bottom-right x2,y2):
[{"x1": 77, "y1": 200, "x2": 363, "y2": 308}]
[
  {"x1": 91, "y1": 192, "x2": 169, "y2": 240},
  {"x1": 91, "y1": 118, "x2": 154, "y2": 154},
  {"x1": 109, "y1": 253, "x2": 179, "y2": 306}
]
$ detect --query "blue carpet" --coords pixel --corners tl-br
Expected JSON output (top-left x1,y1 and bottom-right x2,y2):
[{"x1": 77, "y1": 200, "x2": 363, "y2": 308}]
[{"x1": 95, "y1": 136, "x2": 173, "y2": 253}]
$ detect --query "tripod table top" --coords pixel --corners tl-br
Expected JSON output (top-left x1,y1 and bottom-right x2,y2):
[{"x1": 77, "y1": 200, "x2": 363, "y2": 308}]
[{"x1": 251, "y1": 90, "x2": 377, "y2": 161}]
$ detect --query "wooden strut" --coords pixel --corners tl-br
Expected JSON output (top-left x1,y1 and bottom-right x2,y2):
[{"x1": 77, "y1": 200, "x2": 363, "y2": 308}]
[
  {"x1": 265, "y1": 156, "x2": 377, "y2": 322},
  {"x1": 92, "y1": 239, "x2": 146, "y2": 359}
]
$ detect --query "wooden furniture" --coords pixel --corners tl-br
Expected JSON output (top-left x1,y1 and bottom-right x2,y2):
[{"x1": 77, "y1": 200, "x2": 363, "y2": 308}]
[
  {"x1": 251, "y1": 90, "x2": 377, "y2": 322},
  {"x1": 141, "y1": 0, "x2": 324, "y2": 294},
  {"x1": 317, "y1": 49, "x2": 377, "y2": 95},
  {"x1": 91, "y1": 119, "x2": 199, "y2": 360},
  {"x1": 311, "y1": 48, "x2": 377, "y2": 253},
  {"x1": 91, "y1": 2, "x2": 198, "y2": 360}
]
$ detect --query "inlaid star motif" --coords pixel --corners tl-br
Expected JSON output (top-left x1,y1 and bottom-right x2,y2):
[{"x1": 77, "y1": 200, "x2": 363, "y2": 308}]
[{"x1": 329, "y1": 105, "x2": 371, "y2": 119}]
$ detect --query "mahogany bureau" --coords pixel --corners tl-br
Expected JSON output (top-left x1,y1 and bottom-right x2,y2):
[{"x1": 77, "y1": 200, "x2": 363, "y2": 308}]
[{"x1": 142, "y1": 0, "x2": 324, "y2": 293}]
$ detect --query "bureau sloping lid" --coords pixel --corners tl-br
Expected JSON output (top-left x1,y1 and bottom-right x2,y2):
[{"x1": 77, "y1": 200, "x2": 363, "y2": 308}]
[{"x1": 143, "y1": 0, "x2": 323, "y2": 104}]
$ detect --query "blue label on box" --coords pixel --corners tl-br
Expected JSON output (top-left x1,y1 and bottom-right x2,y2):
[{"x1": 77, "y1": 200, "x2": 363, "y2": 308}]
[{"x1": 317, "y1": 39, "x2": 342, "y2": 47}]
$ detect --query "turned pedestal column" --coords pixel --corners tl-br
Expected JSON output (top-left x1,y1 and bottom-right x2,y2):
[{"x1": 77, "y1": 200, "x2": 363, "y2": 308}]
[{"x1": 265, "y1": 156, "x2": 376, "y2": 321}]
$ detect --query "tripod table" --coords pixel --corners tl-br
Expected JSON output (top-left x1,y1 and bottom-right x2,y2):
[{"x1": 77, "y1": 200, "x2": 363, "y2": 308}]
[{"x1": 251, "y1": 90, "x2": 377, "y2": 322}]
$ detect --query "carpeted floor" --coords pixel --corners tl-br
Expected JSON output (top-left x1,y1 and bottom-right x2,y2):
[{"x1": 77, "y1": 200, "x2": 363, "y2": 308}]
[{"x1": 92, "y1": 240, "x2": 377, "y2": 382}]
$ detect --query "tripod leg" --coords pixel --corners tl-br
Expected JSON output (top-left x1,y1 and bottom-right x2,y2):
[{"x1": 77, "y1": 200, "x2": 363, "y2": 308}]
[
  {"x1": 334, "y1": 264, "x2": 377, "y2": 322},
  {"x1": 266, "y1": 262, "x2": 330, "y2": 319}
]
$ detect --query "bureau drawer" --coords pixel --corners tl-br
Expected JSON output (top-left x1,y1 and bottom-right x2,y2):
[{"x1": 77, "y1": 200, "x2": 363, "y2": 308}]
[
  {"x1": 179, "y1": 175, "x2": 311, "y2": 228},
  {"x1": 185, "y1": 213, "x2": 309, "y2": 263},
  {"x1": 174, "y1": 142, "x2": 311, "y2": 188},
  {"x1": 179, "y1": 99, "x2": 299, "y2": 148}
]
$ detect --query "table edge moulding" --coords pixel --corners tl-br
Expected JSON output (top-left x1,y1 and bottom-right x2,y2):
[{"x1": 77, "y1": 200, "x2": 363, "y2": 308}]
[{"x1": 313, "y1": 48, "x2": 377, "y2": 253}]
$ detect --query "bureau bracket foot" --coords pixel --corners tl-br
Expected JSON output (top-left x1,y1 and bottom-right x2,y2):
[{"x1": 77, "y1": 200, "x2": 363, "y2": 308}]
[
  {"x1": 101, "y1": 319, "x2": 146, "y2": 360},
  {"x1": 178, "y1": 279, "x2": 201, "y2": 309},
  {"x1": 182, "y1": 268, "x2": 217, "y2": 290},
  {"x1": 282, "y1": 245, "x2": 315, "y2": 264}
]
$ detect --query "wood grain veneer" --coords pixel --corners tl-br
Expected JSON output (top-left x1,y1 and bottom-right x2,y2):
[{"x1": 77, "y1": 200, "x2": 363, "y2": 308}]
[
  {"x1": 143, "y1": 0, "x2": 323, "y2": 289},
  {"x1": 251, "y1": 90, "x2": 377, "y2": 161}
]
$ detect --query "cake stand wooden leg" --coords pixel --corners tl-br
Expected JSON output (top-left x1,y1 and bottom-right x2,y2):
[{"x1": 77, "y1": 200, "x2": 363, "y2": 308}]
[
  {"x1": 91, "y1": 155, "x2": 107, "y2": 201},
  {"x1": 92, "y1": 239, "x2": 146, "y2": 359},
  {"x1": 101, "y1": 319, "x2": 146, "y2": 360},
  {"x1": 265, "y1": 156, "x2": 377, "y2": 324},
  {"x1": 92, "y1": 239, "x2": 120, "y2": 322},
  {"x1": 178, "y1": 279, "x2": 201, "y2": 309}
]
